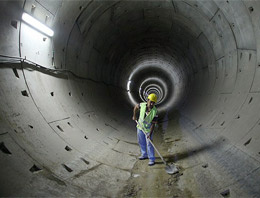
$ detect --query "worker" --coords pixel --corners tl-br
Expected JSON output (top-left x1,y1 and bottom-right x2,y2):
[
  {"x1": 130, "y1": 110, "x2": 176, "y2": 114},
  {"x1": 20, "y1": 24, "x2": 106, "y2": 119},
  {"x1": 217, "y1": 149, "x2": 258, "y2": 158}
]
[{"x1": 132, "y1": 93, "x2": 158, "y2": 166}]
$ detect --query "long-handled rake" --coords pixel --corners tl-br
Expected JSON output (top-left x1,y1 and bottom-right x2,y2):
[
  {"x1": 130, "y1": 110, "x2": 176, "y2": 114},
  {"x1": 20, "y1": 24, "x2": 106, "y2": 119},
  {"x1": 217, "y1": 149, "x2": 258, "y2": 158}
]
[{"x1": 136, "y1": 120, "x2": 179, "y2": 174}]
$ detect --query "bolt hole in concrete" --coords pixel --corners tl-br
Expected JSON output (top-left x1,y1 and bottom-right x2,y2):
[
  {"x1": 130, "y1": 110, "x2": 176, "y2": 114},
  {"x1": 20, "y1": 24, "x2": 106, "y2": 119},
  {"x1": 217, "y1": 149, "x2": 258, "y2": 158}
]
[
  {"x1": 65, "y1": 145, "x2": 72, "y2": 151},
  {"x1": 0, "y1": 142, "x2": 12, "y2": 155},
  {"x1": 249, "y1": 6, "x2": 254, "y2": 13},
  {"x1": 244, "y1": 138, "x2": 252, "y2": 146},
  {"x1": 202, "y1": 163, "x2": 208, "y2": 168},
  {"x1": 29, "y1": 164, "x2": 42, "y2": 173},
  {"x1": 12, "y1": 68, "x2": 19, "y2": 78},
  {"x1": 50, "y1": 92, "x2": 54, "y2": 96},
  {"x1": 249, "y1": 97, "x2": 253, "y2": 104},
  {"x1": 28, "y1": 125, "x2": 33, "y2": 129},
  {"x1": 10, "y1": 20, "x2": 17, "y2": 29},
  {"x1": 67, "y1": 122, "x2": 72, "y2": 127},
  {"x1": 84, "y1": 136, "x2": 88, "y2": 140},
  {"x1": 56, "y1": 125, "x2": 64, "y2": 132},
  {"x1": 80, "y1": 157, "x2": 90, "y2": 165},
  {"x1": 62, "y1": 164, "x2": 73, "y2": 172},
  {"x1": 21, "y1": 90, "x2": 29, "y2": 97},
  {"x1": 69, "y1": 92, "x2": 71, "y2": 96},
  {"x1": 220, "y1": 189, "x2": 230, "y2": 197}
]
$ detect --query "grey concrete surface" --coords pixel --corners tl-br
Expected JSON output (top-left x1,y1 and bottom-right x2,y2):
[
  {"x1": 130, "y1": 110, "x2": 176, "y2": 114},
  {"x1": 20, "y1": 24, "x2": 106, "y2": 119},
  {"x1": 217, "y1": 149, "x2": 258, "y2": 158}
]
[{"x1": 0, "y1": 0, "x2": 260, "y2": 197}]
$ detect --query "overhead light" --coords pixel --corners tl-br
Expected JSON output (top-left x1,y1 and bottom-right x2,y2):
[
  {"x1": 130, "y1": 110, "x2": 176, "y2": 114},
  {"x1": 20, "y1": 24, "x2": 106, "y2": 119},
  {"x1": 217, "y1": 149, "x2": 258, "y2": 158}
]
[{"x1": 22, "y1": 12, "x2": 54, "y2": 37}]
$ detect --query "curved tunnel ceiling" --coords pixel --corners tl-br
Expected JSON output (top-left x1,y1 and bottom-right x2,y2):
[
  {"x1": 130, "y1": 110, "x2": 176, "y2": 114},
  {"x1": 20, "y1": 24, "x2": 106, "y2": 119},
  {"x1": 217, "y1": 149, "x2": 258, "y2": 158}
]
[
  {"x1": 64, "y1": 1, "x2": 200, "y2": 112},
  {"x1": 0, "y1": 0, "x2": 260, "y2": 197}
]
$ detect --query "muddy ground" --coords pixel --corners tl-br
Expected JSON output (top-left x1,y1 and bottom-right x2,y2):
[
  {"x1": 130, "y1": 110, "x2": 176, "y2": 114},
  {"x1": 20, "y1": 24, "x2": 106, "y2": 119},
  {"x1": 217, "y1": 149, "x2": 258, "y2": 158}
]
[{"x1": 120, "y1": 113, "x2": 200, "y2": 198}]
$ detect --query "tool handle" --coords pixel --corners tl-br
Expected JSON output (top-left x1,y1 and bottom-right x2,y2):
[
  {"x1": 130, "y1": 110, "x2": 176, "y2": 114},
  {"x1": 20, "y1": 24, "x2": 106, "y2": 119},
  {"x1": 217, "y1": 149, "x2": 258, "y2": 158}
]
[{"x1": 135, "y1": 120, "x2": 167, "y2": 165}]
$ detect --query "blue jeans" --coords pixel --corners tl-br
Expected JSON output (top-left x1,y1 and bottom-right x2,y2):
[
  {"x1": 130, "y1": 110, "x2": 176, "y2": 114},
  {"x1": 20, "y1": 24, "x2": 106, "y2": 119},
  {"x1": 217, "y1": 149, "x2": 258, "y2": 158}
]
[{"x1": 137, "y1": 128, "x2": 155, "y2": 162}]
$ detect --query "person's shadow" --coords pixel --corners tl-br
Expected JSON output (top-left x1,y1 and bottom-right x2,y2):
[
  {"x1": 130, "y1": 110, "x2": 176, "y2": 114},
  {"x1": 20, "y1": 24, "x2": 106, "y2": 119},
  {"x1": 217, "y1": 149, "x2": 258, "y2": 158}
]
[{"x1": 155, "y1": 137, "x2": 225, "y2": 164}]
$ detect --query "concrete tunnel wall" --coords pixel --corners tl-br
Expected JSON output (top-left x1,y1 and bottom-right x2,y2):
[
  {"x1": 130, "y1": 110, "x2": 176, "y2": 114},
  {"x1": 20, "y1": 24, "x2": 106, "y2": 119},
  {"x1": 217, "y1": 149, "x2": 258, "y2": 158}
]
[{"x1": 0, "y1": 0, "x2": 260, "y2": 197}]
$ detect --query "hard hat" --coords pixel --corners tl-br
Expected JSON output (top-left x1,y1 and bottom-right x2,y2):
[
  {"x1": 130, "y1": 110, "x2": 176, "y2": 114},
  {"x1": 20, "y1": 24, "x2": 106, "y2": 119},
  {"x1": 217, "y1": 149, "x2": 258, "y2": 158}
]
[{"x1": 148, "y1": 93, "x2": 157, "y2": 103}]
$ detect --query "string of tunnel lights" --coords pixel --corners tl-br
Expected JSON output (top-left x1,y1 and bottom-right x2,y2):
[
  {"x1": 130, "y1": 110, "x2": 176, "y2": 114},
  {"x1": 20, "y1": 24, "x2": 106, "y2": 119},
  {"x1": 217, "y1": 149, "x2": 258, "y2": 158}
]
[
  {"x1": 139, "y1": 77, "x2": 167, "y2": 105},
  {"x1": 125, "y1": 51, "x2": 188, "y2": 113}
]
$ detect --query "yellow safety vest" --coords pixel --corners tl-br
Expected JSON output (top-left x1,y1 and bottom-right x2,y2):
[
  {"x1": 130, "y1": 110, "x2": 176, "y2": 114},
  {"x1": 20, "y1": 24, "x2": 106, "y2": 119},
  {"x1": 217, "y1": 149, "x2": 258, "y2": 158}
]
[{"x1": 137, "y1": 102, "x2": 157, "y2": 133}]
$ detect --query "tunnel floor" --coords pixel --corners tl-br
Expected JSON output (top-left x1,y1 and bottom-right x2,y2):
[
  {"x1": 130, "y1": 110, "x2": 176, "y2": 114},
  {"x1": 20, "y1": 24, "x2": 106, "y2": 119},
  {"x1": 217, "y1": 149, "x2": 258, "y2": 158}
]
[
  {"x1": 122, "y1": 121, "x2": 188, "y2": 197},
  {"x1": 121, "y1": 112, "x2": 219, "y2": 198},
  {"x1": 119, "y1": 111, "x2": 235, "y2": 198}
]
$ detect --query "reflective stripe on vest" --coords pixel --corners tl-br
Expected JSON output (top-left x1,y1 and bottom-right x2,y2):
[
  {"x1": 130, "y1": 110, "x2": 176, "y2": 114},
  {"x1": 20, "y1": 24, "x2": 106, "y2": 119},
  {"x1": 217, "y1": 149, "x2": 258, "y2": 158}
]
[{"x1": 137, "y1": 102, "x2": 157, "y2": 133}]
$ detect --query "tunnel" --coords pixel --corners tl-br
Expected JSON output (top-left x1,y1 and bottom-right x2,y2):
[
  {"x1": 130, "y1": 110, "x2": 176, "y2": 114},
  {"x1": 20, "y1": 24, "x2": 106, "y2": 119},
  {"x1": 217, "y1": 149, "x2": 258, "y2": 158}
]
[{"x1": 0, "y1": 0, "x2": 260, "y2": 197}]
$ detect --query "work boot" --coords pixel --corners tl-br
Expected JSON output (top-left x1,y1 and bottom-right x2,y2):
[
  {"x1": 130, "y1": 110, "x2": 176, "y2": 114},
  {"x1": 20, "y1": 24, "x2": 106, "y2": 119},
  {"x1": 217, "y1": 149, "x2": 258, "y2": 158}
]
[
  {"x1": 138, "y1": 156, "x2": 148, "y2": 160},
  {"x1": 148, "y1": 161, "x2": 155, "y2": 166}
]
